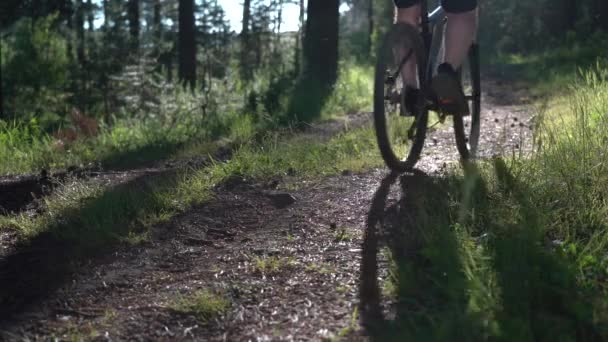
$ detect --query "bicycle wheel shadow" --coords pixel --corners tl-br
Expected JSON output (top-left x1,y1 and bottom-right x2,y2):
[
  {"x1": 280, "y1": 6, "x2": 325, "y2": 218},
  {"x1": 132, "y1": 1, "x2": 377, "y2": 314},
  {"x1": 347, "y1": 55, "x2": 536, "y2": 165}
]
[
  {"x1": 359, "y1": 160, "x2": 601, "y2": 340},
  {"x1": 360, "y1": 167, "x2": 474, "y2": 340}
]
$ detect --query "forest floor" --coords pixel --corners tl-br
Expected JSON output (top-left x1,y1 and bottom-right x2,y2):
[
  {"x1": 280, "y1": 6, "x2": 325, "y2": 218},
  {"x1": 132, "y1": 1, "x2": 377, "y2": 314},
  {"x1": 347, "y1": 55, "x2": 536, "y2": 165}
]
[{"x1": 0, "y1": 77, "x2": 536, "y2": 341}]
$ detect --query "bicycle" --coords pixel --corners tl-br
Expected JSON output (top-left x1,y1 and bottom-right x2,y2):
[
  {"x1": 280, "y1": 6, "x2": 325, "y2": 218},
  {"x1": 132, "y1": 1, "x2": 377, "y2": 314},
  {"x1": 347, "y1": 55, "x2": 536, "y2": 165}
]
[{"x1": 373, "y1": 2, "x2": 481, "y2": 172}]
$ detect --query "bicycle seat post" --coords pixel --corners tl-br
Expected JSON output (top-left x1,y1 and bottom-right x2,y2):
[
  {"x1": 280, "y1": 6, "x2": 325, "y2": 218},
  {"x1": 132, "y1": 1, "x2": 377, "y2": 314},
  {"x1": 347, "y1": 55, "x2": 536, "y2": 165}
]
[{"x1": 419, "y1": 0, "x2": 432, "y2": 52}]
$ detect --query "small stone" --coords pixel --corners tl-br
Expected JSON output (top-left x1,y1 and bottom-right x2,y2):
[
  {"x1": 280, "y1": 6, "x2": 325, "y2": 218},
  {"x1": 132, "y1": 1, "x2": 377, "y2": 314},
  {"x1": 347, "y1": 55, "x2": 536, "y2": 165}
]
[
  {"x1": 513, "y1": 117, "x2": 519, "y2": 122},
  {"x1": 330, "y1": 222, "x2": 337, "y2": 230},
  {"x1": 266, "y1": 191, "x2": 296, "y2": 209},
  {"x1": 510, "y1": 123, "x2": 515, "y2": 128},
  {"x1": 494, "y1": 118, "x2": 499, "y2": 123},
  {"x1": 519, "y1": 122, "x2": 525, "y2": 127}
]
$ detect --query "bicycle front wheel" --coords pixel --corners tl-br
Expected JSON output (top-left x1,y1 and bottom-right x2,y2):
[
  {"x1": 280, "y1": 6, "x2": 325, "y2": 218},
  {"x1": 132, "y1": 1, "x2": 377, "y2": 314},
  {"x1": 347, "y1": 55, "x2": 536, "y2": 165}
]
[
  {"x1": 373, "y1": 23, "x2": 429, "y2": 173},
  {"x1": 453, "y1": 43, "x2": 481, "y2": 160}
]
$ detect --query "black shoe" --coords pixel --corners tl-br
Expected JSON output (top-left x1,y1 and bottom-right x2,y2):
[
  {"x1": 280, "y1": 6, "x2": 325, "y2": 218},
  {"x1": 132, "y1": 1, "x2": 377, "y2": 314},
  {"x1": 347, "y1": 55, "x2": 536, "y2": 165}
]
[
  {"x1": 431, "y1": 63, "x2": 469, "y2": 115},
  {"x1": 401, "y1": 86, "x2": 420, "y2": 117}
]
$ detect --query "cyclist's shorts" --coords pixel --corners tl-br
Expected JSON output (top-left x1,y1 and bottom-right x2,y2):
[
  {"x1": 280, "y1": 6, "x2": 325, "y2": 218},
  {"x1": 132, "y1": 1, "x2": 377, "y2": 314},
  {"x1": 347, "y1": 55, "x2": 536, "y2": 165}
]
[{"x1": 394, "y1": 0, "x2": 477, "y2": 13}]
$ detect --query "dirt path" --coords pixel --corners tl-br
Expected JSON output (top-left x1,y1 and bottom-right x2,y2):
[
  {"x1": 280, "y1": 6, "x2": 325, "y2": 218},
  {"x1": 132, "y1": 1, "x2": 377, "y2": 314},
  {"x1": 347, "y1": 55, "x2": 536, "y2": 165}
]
[{"x1": 0, "y1": 79, "x2": 534, "y2": 341}]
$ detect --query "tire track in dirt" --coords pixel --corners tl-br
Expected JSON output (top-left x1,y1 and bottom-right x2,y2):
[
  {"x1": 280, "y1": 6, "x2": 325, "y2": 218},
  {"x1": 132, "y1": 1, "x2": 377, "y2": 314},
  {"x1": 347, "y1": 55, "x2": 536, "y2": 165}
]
[{"x1": 0, "y1": 79, "x2": 534, "y2": 340}]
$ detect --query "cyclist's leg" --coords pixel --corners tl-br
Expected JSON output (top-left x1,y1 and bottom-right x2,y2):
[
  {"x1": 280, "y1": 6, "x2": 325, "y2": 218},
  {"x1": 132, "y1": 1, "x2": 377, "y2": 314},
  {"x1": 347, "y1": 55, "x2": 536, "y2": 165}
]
[
  {"x1": 394, "y1": 0, "x2": 420, "y2": 89},
  {"x1": 443, "y1": 0, "x2": 478, "y2": 69},
  {"x1": 431, "y1": 0, "x2": 477, "y2": 114}
]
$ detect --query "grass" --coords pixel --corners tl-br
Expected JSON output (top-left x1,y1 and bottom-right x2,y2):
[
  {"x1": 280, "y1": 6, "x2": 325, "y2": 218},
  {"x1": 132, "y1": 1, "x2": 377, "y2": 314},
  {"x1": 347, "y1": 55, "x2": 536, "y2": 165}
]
[
  {"x1": 0, "y1": 109, "x2": 255, "y2": 175},
  {"x1": 170, "y1": 289, "x2": 230, "y2": 323},
  {"x1": 333, "y1": 227, "x2": 359, "y2": 243},
  {"x1": 252, "y1": 256, "x2": 296, "y2": 275},
  {"x1": 305, "y1": 262, "x2": 335, "y2": 275},
  {"x1": 488, "y1": 32, "x2": 608, "y2": 99}
]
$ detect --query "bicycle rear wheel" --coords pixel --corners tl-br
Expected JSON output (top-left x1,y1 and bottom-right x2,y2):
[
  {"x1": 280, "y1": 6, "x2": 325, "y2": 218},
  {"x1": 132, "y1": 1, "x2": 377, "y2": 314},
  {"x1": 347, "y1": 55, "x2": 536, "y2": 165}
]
[
  {"x1": 453, "y1": 43, "x2": 481, "y2": 159},
  {"x1": 373, "y1": 23, "x2": 429, "y2": 173}
]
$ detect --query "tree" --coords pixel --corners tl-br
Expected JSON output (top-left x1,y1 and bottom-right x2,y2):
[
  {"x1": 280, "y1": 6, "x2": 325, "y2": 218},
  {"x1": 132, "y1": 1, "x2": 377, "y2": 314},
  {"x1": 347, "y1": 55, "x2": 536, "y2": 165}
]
[
  {"x1": 127, "y1": 0, "x2": 140, "y2": 52},
  {"x1": 178, "y1": 0, "x2": 196, "y2": 88},
  {"x1": 153, "y1": 0, "x2": 162, "y2": 44},
  {"x1": 87, "y1": 0, "x2": 95, "y2": 32},
  {"x1": 594, "y1": 0, "x2": 608, "y2": 31},
  {"x1": 0, "y1": 38, "x2": 4, "y2": 119},
  {"x1": 240, "y1": 0, "x2": 252, "y2": 80},
  {"x1": 293, "y1": 0, "x2": 305, "y2": 73},
  {"x1": 75, "y1": 0, "x2": 86, "y2": 66},
  {"x1": 367, "y1": 0, "x2": 373, "y2": 56},
  {"x1": 302, "y1": 0, "x2": 340, "y2": 88}
]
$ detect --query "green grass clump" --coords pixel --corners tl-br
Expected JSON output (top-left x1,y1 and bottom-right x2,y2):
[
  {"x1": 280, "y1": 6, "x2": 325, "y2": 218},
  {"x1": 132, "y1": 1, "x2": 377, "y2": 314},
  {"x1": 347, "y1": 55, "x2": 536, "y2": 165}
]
[
  {"x1": 0, "y1": 108, "x2": 256, "y2": 175},
  {"x1": 170, "y1": 289, "x2": 230, "y2": 322},
  {"x1": 252, "y1": 256, "x2": 296, "y2": 275},
  {"x1": 219, "y1": 125, "x2": 381, "y2": 181},
  {"x1": 321, "y1": 64, "x2": 373, "y2": 119}
]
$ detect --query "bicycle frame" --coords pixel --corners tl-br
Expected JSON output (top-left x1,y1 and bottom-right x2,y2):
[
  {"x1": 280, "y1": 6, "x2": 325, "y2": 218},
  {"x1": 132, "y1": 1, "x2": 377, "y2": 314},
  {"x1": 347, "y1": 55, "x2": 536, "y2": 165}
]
[{"x1": 421, "y1": 3, "x2": 447, "y2": 83}]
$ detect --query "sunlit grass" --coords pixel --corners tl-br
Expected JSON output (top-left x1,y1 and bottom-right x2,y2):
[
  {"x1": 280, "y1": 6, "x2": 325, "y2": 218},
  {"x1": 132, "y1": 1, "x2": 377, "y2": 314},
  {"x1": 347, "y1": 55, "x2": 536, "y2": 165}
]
[
  {"x1": 321, "y1": 64, "x2": 374, "y2": 119},
  {"x1": 0, "y1": 109, "x2": 256, "y2": 175},
  {"x1": 170, "y1": 289, "x2": 230, "y2": 323}
]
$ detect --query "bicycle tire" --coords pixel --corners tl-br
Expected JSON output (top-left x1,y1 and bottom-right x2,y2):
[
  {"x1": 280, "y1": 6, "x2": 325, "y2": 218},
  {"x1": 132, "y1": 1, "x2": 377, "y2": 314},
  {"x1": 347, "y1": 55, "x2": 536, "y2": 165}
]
[
  {"x1": 453, "y1": 43, "x2": 481, "y2": 160},
  {"x1": 373, "y1": 23, "x2": 429, "y2": 173}
]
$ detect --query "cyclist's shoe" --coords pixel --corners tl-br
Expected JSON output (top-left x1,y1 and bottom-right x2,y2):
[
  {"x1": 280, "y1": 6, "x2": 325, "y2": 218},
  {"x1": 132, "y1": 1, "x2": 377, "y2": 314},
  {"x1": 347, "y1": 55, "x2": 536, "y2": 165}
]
[
  {"x1": 431, "y1": 63, "x2": 469, "y2": 116},
  {"x1": 400, "y1": 86, "x2": 420, "y2": 117}
]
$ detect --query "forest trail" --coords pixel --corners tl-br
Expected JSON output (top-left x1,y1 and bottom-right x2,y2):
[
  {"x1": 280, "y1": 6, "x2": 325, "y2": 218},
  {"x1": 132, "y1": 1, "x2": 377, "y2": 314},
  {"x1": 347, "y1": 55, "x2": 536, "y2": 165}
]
[{"x1": 0, "y1": 78, "x2": 534, "y2": 341}]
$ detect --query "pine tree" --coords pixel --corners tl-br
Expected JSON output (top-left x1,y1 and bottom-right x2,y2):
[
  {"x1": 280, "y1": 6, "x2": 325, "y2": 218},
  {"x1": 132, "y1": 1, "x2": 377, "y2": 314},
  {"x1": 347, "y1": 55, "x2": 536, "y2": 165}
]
[
  {"x1": 128, "y1": 0, "x2": 140, "y2": 53},
  {"x1": 178, "y1": 0, "x2": 196, "y2": 88},
  {"x1": 303, "y1": 0, "x2": 339, "y2": 88}
]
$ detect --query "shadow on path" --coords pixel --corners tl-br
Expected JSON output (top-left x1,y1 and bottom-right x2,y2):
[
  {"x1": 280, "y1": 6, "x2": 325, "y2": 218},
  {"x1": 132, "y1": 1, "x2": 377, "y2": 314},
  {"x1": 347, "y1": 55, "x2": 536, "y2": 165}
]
[
  {"x1": 0, "y1": 169, "x2": 180, "y2": 325},
  {"x1": 360, "y1": 161, "x2": 601, "y2": 340}
]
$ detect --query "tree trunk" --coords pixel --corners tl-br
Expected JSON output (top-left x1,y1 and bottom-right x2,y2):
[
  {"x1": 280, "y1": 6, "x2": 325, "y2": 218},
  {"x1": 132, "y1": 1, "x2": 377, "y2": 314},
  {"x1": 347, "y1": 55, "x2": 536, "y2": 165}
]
[
  {"x1": 66, "y1": 0, "x2": 74, "y2": 61},
  {"x1": 127, "y1": 0, "x2": 140, "y2": 52},
  {"x1": 275, "y1": 0, "x2": 283, "y2": 44},
  {"x1": 597, "y1": 0, "x2": 608, "y2": 31},
  {"x1": 103, "y1": 0, "x2": 109, "y2": 31},
  {"x1": 0, "y1": 39, "x2": 4, "y2": 120},
  {"x1": 240, "y1": 0, "x2": 252, "y2": 81},
  {"x1": 87, "y1": 0, "x2": 94, "y2": 32},
  {"x1": 293, "y1": 0, "x2": 305, "y2": 75},
  {"x1": 368, "y1": 0, "x2": 374, "y2": 56},
  {"x1": 303, "y1": 0, "x2": 340, "y2": 88},
  {"x1": 564, "y1": 0, "x2": 577, "y2": 32},
  {"x1": 76, "y1": 0, "x2": 86, "y2": 66},
  {"x1": 178, "y1": 0, "x2": 196, "y2": 89},
  {"x1": 153, "y1": 0, "x2": 163, "y2": 69},
  {"x1": 154, "y1": 0, "x2": 162, "y2": 43}
]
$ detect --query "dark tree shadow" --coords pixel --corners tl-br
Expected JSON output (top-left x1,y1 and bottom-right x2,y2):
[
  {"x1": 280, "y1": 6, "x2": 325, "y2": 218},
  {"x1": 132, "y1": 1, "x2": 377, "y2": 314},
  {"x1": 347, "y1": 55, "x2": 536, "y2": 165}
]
[
  {"x1": 360, "y1": 161, "x2": 602, "y2": 341},
  {"x1": 0, "y1": 169, "x2": 181, "y2": 325}
]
